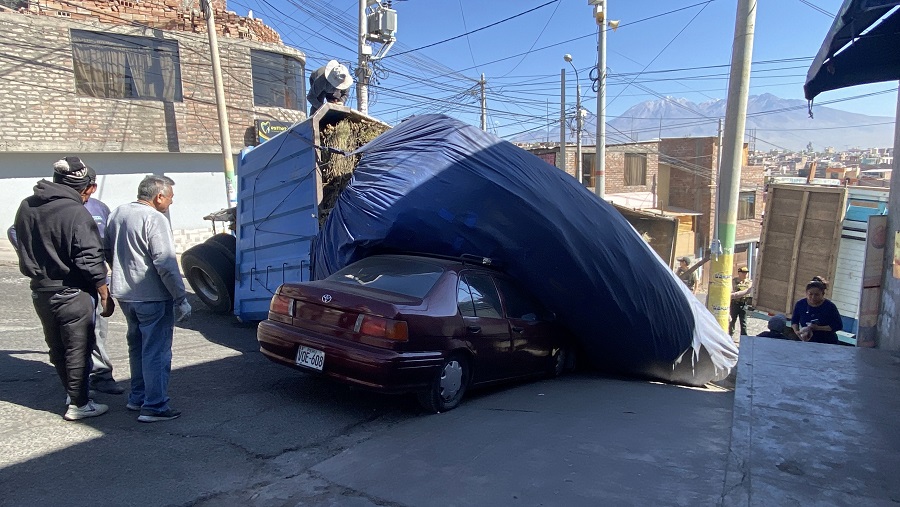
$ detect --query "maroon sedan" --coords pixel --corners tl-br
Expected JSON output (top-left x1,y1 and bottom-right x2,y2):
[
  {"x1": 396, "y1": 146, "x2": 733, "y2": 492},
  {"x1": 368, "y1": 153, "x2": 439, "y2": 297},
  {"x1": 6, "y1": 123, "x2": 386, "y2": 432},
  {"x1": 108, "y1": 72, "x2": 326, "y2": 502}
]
[{"x1": 257, "y1": 254, "x2": 573, "y2": 412}]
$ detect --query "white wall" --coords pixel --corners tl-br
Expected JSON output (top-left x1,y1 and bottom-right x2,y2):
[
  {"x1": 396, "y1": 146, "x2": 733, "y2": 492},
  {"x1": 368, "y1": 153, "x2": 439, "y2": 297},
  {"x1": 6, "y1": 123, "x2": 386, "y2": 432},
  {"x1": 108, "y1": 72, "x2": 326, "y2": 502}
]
[{"x1": 3, "y1": 152, "x2": 234, "y2": 232}]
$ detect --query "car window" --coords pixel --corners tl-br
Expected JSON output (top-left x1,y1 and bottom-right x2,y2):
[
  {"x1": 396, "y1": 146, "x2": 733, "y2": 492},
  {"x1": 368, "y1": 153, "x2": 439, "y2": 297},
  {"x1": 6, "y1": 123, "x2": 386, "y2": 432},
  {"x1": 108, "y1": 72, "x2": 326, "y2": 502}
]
[
  {"x1": 463, "y1": 273, "x2": 503, "y2": 319},
  {"x1": 494, "y1": 277, "x2": 546, "y2": 321},
  {"x1": 457, "y1": 277, "x2": 476, "y2": 317},
  {"x1": 327, "y1": 257, "x2": 444, "y2": 298}
]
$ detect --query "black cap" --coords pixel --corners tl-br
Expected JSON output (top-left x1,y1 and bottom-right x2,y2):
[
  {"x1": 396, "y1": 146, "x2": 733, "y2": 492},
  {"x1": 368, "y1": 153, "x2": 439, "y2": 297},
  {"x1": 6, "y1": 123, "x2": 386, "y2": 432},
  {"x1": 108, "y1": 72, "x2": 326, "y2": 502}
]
[{"x1": 52, "y1": 156, "x2": 93, "y2": 188}]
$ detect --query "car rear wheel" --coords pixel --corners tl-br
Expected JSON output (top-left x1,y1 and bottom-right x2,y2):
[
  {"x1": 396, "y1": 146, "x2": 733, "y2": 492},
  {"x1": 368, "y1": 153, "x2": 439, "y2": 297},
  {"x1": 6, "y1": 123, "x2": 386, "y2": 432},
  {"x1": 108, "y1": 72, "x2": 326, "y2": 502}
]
[
  {"x1": 181, "y1": 242, "x2": 235, "y2": 314},
  {"x1": 550, "y1": 345, "x2": 574, "y2": 377},
  {"x1": 417, "y1": 354, "x2": 469, "y2": 413}
]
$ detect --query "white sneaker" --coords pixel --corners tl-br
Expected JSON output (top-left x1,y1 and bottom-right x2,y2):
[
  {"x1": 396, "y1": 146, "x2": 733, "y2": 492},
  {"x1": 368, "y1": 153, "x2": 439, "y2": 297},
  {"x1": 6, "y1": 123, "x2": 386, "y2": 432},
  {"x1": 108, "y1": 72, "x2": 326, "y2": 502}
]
[
  {"x1": 64, "y1": 390, "x2": 97, "y2": 406},
  {"x1": 63, "y1": 400, "x2": 109, "y2": 421}
]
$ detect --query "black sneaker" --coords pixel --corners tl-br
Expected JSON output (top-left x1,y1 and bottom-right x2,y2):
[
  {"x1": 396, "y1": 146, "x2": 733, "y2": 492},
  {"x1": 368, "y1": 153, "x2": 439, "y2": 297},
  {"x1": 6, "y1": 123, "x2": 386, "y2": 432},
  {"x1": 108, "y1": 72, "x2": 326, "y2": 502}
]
[
  {"x1": 137, "y1": 408, "x2": 181, "y2": 423},
  {"x1": 91, "y1": 379, "x2": 125, "y2": 395}
]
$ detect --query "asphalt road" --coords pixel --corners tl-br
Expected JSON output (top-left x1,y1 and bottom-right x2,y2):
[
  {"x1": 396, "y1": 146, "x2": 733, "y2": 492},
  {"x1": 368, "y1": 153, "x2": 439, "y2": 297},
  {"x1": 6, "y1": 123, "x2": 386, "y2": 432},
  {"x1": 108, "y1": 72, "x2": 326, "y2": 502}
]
[
  {"x1": 0, "y1": 259, "x2": 417, "y2": 506},
  {"x1": 0, "y1": 259, "x2": 752, "y2": 506}
]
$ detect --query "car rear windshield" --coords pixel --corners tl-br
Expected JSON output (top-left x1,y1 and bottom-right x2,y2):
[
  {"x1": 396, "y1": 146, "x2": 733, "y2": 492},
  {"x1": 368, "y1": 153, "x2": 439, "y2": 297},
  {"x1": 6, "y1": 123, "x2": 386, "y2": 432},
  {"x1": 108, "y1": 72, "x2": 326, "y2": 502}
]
[{"x1": 326, "y1": 257, "x2": 444, "y2": 298}]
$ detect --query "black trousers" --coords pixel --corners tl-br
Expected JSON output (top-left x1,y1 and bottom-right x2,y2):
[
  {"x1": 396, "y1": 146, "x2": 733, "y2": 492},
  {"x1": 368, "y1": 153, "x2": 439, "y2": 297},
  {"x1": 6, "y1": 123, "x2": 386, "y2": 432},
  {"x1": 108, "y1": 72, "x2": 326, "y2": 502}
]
[
  {"x1": 32, "y1": 288, "x2": 96, "y2": 407},
  {"x1": 729, "y1": 302, "x2": 747, "y2": 336}
]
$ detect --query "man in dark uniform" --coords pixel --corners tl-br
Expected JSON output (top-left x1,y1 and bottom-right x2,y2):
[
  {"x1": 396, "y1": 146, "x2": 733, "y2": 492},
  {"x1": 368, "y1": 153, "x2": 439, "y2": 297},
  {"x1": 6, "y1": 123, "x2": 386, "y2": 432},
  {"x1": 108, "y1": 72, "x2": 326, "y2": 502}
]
[
  {"x1": 675, "y1": 256, "x2": 697, "y2": 293},
  {"x1": 14, "y1": 156, "x2": 115, "y2": 420},
  {"x1": 729, "y1": 266, "x2": 752, "y2": 337}
]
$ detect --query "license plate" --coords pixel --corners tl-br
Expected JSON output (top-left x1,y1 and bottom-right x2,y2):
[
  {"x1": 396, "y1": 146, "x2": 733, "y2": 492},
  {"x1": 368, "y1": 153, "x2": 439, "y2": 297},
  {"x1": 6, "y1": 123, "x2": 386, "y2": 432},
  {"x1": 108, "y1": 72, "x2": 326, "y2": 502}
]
[{"x1": 295, "y1": 345, "x2": 325, "y2": 371}]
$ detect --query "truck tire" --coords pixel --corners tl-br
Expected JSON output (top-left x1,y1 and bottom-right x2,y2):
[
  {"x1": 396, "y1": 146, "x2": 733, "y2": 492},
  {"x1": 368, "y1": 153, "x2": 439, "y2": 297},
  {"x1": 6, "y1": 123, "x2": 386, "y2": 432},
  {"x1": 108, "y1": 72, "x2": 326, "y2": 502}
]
[
  {"x1": 182, "y1": 242, "x2": 234, "y2": 314},
  {"x1": 206, "y1": 233, "x2": 236, "y2": 263}
]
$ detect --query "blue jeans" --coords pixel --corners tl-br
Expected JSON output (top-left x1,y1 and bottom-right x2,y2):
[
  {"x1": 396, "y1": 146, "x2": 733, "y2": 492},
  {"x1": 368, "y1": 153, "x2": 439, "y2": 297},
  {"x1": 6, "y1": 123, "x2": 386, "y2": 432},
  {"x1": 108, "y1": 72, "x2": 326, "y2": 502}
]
[{"x1": 120, "y1": 300, "x2": 174, "y2": 413}]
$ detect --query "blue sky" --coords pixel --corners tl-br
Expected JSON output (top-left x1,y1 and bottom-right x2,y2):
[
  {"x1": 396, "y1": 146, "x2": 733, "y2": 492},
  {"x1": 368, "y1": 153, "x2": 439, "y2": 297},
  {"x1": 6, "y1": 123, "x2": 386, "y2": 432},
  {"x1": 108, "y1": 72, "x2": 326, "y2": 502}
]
[{"x1": 233, "y1": 0, "x2": 897, "y2": 138}]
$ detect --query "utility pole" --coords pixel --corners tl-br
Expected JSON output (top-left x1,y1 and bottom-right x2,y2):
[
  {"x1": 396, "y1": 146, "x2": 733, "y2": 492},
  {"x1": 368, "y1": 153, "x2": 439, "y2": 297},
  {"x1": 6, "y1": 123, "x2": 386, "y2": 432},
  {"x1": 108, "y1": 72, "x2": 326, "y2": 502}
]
[
  {"x1": 706, "y1": 0, "x2": 757, "y2": 332},
  {"x1": 356, "y1": 1, "x2": 398, "y2": 114},
  {"x1": 592, "y1": 0, "x2": 608, "y2": 198},
  {"x1": 711, "y1": 117, "x2": 723, "y2": 235},
  {"x1": 480, "y1": 73, "x2": 487, "y2": 131},
  {"x1": 559, "y1": 69, "x2": 567, "y2": 172},
  {"x1": 577, "y1": 79, "x2": 583, "y2": 185},
  {"x1": 565, "y1": 54, "x2": 582, "y2": 185},
  {"x1": 357, "y1": 0, "x2": 370, "y2": 114},
  {"x1": 201, "y1": 0, "x2": 235, "y2": 207}
]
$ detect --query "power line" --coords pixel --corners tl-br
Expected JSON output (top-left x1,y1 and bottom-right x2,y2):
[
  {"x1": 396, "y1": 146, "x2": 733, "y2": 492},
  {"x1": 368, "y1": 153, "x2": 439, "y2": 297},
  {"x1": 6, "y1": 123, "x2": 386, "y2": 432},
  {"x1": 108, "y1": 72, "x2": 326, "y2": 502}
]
[
  {"x1": 384, "y1": 0, "x2": 560, "y2": 59},
  {"x1": 797, "y1": 0, "x2": 834, "y2": 17},
  {"x1": 497, "y1": 0, "x2": 563, "y2": 78},
  {"x1": 606, "y1": 1, "x2": 711, "y2": 108},
  {"x1": 458, "y1": 0, "x2": 480, "y2": 73}
]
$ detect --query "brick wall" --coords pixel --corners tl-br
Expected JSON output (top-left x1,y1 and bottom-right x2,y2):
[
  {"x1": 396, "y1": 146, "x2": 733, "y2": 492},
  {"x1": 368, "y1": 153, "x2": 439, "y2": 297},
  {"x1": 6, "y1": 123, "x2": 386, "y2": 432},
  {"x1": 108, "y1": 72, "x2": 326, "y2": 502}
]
[
  {"x1": 0, "y1": 11, "x2": 304, "y2": 154},
  {"x1": 13, "y1": 0, "x2": 280, "y2": 43},
  {"x1": 660, "y1": 137, "x2": 717, "y2": 253},
  {"x1": 660, "y1": 137, "x2": 763, "y2": 249},
  {"x1": 603, "y1": 141, "x2": 660, "y2": 194},
  {"x1": 524, "y1": 142, "x2": 660, "y2": 190}
]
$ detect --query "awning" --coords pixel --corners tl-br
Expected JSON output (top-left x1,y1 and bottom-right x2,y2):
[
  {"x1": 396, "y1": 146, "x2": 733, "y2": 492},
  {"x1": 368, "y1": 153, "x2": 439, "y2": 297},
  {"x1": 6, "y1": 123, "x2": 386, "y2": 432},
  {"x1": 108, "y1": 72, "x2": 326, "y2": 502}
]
[{"x1": 804, "y1": 0, "x2": 900, "y2": 101}]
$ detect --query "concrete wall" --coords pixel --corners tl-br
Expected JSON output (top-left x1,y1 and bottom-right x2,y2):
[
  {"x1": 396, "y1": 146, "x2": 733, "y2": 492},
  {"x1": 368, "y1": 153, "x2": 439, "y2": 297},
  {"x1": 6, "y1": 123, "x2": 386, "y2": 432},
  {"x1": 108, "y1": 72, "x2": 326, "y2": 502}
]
[
  {"x1": 877, "y1": 91, "x2": 900, "y2": 350},
  {"x1": 1, "y1": 152, "x2": 234, "y2": 255}
]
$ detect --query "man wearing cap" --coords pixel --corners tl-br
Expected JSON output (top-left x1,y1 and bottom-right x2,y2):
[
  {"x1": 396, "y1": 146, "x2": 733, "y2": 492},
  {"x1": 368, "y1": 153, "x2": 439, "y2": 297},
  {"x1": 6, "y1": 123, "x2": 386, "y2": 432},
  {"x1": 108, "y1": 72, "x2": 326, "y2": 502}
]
[
  {"x1": 307, "y1": 59, "x2": 354, "y2": 115},
  {"x1": 675, "y1": 256, "x2": 697, "y2": 293},
  {"x1": 729, "y1": 266, "x2": 753, "y2": 337},
  {"x1": 9, "y1": 169, "x2": 124, "y2": 395},
  {"x1": 14, "y1": 156, "x2": 115, "y2": 421}
]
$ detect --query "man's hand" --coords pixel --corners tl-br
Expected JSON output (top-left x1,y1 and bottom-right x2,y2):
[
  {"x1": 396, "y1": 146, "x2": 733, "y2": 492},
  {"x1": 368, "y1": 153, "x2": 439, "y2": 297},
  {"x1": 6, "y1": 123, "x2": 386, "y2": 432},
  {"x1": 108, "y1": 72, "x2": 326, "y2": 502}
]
[
  {"x1": 97, "y1": 284, "x2": 115, "y2": 317},
  {"x1": 175, "y1": 299, "x2": 192, "y2": 322},
  {"x1": 100, "y1": 296, "x2": 115, "y2": 317}
]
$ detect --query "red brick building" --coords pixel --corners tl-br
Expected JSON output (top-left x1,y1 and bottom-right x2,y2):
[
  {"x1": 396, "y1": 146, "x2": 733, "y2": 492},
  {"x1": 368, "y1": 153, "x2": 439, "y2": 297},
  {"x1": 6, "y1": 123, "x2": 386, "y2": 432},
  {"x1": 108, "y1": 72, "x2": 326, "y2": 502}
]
[
  {"x1": 522, "y1": 137, "x2": 766, "y2": 282},
  {"x1": 658, "y1": 136, "x2": 765, "y2": 279},
  {"x1": 523, "y1": 141, "x2": 660, "y2": 194},
  {"x1": 0, "y1": 1, "x2": 306, "y2": 242}
]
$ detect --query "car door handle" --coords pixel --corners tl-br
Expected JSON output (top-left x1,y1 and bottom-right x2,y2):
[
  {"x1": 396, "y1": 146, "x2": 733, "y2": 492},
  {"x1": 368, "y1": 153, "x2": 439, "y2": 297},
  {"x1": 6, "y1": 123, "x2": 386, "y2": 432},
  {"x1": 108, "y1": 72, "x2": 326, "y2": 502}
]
[
  {"x1": 467, "y1": 325, "x2": 481, "y2": 334},
  {"x1": 511, "y1": 326, "x2": 524, "y2": 334}
]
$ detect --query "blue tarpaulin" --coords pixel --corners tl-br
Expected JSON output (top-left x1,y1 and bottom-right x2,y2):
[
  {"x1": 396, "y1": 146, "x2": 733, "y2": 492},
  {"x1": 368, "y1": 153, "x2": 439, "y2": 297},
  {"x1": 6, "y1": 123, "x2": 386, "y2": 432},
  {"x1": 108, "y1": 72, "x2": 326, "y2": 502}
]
[{"x1": 312, "y1": 115, "x2": 737, "y2": 385}]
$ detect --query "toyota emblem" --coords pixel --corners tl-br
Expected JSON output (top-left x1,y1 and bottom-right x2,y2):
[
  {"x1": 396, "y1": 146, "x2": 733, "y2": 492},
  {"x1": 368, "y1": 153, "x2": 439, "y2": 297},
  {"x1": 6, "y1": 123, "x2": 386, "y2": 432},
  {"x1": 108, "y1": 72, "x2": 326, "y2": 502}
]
[{"x1": 321, "y1": 294, "x2": 332, "y2": 303}]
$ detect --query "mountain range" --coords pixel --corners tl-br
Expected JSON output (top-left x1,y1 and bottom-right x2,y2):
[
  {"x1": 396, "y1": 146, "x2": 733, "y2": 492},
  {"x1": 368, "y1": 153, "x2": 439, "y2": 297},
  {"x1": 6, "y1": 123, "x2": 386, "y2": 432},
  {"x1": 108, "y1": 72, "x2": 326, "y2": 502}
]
[{"x1": 515, "y1": 93, "x2": 895, "y2": 152}]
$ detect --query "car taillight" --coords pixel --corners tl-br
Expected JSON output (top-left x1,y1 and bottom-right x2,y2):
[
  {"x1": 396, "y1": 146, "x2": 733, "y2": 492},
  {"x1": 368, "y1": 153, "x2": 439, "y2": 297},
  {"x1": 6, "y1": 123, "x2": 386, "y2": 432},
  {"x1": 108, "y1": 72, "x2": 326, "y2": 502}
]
[
  {"x1": 270, "y1": 294, "x2": 293, "y2": 316},
  {"x1": 353, "y1": 314, "x2": 408, "y2": 341}
]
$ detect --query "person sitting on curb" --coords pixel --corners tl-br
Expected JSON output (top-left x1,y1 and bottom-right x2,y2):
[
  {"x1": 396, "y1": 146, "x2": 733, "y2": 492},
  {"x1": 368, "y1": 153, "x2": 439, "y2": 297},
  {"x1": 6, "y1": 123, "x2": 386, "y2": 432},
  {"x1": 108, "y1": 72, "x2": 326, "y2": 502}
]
[{"x1": 757, "y1": 314, "x2": 790, "y2": 339}]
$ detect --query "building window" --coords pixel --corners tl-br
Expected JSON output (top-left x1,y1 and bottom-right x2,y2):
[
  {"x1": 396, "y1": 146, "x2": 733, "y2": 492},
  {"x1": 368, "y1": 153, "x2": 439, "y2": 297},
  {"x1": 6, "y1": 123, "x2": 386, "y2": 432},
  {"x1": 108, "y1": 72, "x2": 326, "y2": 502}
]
[
  {"x1": 738, "y1": 191, "x2": 756, "y2": 220},
  {"x1": 624, "y1": 153, "x2": 647, "y2": 186},
  {"x1": 251, "y1": 50, "x2": 305, "y2": 110},
  {"x1": 582, "y1": 153, "x2": 595, "y2": 186},
  {"x1": 71, "y1": 30, "x2": 182, "y2": 102}
]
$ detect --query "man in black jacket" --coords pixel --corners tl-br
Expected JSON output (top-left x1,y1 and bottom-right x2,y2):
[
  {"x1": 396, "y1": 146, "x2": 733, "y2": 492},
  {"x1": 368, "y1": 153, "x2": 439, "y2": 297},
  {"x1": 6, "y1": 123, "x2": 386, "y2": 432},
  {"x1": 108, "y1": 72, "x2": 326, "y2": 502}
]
[{"x1": 14, "y1": 156, "x2": 115, "y2": 421}]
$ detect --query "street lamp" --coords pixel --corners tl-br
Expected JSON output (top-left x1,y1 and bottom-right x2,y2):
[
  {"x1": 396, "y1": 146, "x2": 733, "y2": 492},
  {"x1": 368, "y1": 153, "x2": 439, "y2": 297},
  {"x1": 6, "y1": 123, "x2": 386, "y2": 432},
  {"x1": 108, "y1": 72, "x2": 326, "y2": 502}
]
[{"x1": 564, "y1": 54, "x2": 583, "y2": 186}]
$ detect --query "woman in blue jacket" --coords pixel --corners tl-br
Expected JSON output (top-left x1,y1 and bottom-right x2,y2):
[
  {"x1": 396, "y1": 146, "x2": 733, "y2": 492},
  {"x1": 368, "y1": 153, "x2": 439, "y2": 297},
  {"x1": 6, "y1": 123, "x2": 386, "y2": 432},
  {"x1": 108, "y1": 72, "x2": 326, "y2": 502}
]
[{"x1": 791, "y1": 277, "x2": 843, "y2": 345}]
